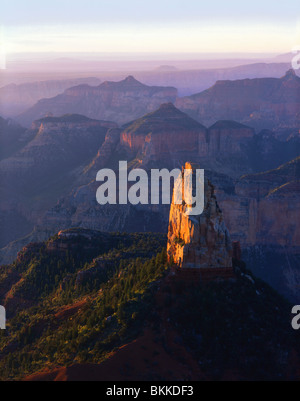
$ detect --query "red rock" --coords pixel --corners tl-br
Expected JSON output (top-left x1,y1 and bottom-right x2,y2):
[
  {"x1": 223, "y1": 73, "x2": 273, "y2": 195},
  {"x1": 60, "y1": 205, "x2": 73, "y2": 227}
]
[{"x1": 167, "y1": 162, "x2": 232, "y2": 269}]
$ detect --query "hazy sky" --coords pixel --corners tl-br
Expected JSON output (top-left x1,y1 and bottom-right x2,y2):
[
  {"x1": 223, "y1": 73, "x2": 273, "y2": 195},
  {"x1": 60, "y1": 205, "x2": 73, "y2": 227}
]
[{"x1": 1, "y1": 0, "x2": 299, "y2": 56}]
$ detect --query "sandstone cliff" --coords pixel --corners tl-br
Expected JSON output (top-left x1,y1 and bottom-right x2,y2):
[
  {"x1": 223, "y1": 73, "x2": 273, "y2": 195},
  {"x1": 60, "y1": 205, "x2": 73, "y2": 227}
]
[
  {"x1": 119, "y1": 103, "x2": 256, "y2": 163},
  {"x1": 120, "y1": 103, "x2": 208, "y2": 161},
  {"x1": 167, "y1": 162, "x2": 232, "y2": 269}
]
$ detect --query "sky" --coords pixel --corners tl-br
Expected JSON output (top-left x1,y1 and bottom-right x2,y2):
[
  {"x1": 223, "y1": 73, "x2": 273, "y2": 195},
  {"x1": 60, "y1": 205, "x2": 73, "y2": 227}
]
[{"x1": 0, "y1": 0, "x2": 299, "y2": 61}]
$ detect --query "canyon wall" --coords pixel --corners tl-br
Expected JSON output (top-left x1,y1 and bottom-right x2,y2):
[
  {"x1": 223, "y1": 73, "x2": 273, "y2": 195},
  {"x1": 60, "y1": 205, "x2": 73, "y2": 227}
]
[{"x1": 120, "y1": 103, "x2": 254, "y2": 162}]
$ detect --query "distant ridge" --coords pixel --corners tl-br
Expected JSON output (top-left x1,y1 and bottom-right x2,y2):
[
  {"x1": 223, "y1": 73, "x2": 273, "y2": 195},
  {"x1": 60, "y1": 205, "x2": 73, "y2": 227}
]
[
  {"x1": 35, "y1": 114, "x2": 100, "y2": 124},
  {"x1": 176, "y1": 70, "x2": 300, "y2": 130},
  {"x1": 99, "y1": 75, "x2": 146, "y2": 89},
  {"x1": 17, "y1": 76, "x2": 178, "y2": 127},
  {"x1": 209, "y1": 120, "x2": 254, "y2": 130}
]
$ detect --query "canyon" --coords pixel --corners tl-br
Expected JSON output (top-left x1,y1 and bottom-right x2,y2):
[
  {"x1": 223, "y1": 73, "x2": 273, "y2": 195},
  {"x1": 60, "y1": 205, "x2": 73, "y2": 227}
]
[
  {"x1": 0, "y1": 103, "x2": 299, "y2": 259},
  {"x1": 0, "y1": 73, "x2": 299, "y2": 302}
]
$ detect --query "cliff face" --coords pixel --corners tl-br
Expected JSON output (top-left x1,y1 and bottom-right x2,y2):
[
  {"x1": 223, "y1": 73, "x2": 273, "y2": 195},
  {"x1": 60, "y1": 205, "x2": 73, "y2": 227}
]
[
  {"x1": 17, "y1": 76, "x2": 178, "y2": 127},
  {"x1": 167, "y1": 162, "x2": 232, "y2": 269},
  {"x1": 219, "y1": 157, "x2": 300, "y2": 248},
  {"x1": 176, "y1": 70, "x2": 300, "y2": 130},
  {"x1": 85, "y1": 128, "x2": 122, "y2": 174},
  {"x1": 120, "y1": 103, "x2": 254, "y2": 162},
  {"x1": 208, "y1": 121, "x2": 254, "y2": 156},
  {"x1": 0, "y1": 114, "x2": 116, "y2": 181},
  {"x1": 120, "y1": 103, "x2": 208, "y2": 161},
  {"x1": 0, "y1": 114, "x2": 117, "y2": 252}
]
